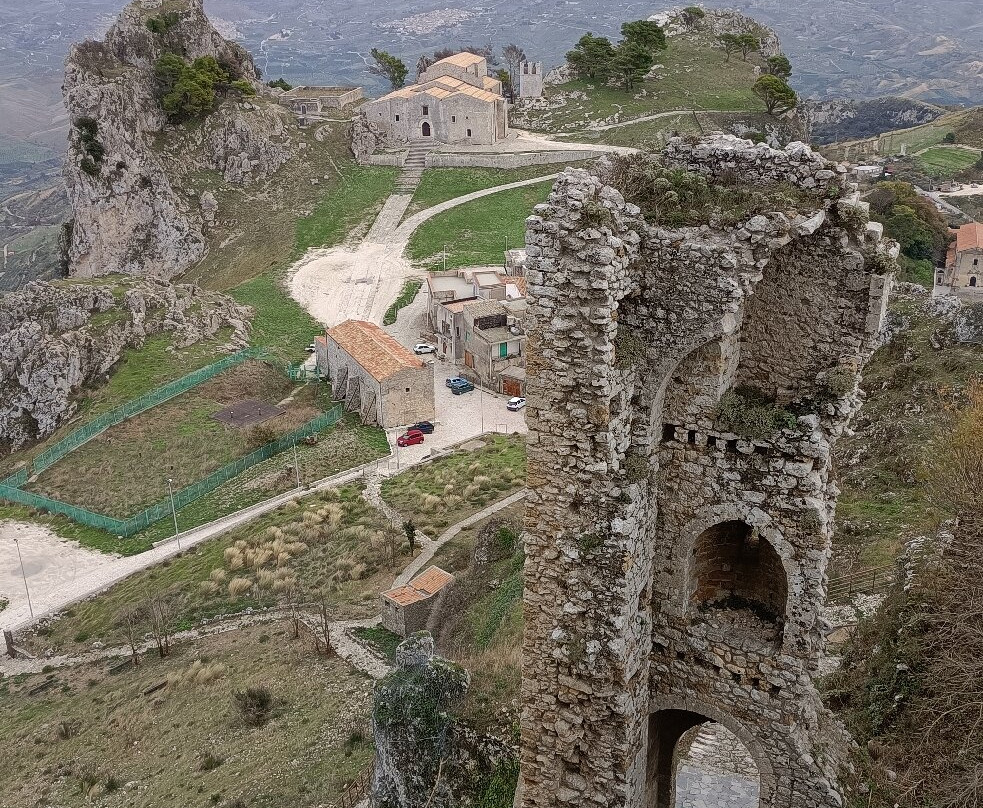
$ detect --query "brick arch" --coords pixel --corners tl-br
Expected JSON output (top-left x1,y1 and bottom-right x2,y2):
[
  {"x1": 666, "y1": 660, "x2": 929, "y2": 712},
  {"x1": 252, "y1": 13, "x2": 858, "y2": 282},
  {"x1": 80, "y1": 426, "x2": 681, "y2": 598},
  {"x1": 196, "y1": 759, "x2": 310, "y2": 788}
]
[{"x1": 646, "y1": 696, "x2": 776, "y2": 808}]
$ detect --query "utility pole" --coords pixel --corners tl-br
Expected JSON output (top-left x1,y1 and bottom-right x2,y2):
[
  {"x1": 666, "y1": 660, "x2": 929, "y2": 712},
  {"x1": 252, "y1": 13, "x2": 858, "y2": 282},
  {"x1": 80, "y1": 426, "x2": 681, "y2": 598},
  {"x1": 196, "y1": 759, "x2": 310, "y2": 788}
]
[
  {"x1": 480, "y1": 387, "x2": 485, "y2": 434},
  {"x1": 167, "y1": 478, "x2": 180, "y2": 550},
  {"x1": 443, "y1": 243, "x2": 447, "y2": 272},
  {"x1": 13, "y1": 537, "x2": 34, "y2": 619}
]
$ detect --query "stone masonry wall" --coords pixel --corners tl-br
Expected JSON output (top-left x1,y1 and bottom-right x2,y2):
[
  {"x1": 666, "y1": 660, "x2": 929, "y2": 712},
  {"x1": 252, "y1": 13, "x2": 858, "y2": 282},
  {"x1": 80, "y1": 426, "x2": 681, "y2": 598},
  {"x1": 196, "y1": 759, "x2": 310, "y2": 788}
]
[{"x1": 520, "y1": 137, "x2": 895, "y2": 808}]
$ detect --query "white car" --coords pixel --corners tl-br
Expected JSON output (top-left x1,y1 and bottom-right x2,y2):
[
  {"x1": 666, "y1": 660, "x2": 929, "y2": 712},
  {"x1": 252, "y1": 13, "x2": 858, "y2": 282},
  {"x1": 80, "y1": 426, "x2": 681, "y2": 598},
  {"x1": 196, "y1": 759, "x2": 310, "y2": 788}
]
[
  {"x1": 506, "y1": 397, "x2": 527, "y2": 411},
  {"x1": 413, "y1": 343, "x2": 437, "y2": 355}
]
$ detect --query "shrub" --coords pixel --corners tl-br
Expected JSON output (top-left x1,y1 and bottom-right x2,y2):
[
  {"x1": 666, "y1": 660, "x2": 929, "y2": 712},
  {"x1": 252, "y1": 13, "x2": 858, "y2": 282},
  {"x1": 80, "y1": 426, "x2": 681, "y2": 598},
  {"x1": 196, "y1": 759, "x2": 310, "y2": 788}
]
[
  {"x1": 233, "y1": 685, "x2": 274, "y2": 726},
  {"x1": 615, "y1": 331, "x2": 647, "y2": 368},
  {"x1": 227, "y1": 577, "x2": 253, "y2": 597},
  {"x1": 267, "y1": 77, "x2": 293, "y2": 91},
  {"x1": 580, "y1": 199, "x2": 612, "y2": 229},
  {"x1": 145, "y1": 11, "x2": 180, "y2": 34},
  {"x1": 715, "y1": 387, "x2": 798, "y2": 439},
  {"x1": 230, "y1": 79, "x2": 256, "y2": 97},
  {"x1": 199, "y1": 751, "x2": 225, "y2": 771}
]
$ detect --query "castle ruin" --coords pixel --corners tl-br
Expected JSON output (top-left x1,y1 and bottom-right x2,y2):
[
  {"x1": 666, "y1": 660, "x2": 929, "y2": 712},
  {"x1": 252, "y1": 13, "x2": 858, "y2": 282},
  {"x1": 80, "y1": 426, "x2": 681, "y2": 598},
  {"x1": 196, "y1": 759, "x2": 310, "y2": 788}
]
[{"x1": 519, "y1": 136, "x2": 895, "y2": 808}]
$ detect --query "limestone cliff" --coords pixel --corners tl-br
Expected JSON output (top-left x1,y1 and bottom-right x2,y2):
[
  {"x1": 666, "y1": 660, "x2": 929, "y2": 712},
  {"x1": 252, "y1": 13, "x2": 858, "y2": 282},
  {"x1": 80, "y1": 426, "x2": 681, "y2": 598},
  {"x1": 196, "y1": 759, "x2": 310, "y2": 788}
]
[
  {"x1": 0, "y1": 278, "x2": 250, "y2": 453},
  {"x1": 63, "y1": 0, "x2": 295, "y2": 280}
]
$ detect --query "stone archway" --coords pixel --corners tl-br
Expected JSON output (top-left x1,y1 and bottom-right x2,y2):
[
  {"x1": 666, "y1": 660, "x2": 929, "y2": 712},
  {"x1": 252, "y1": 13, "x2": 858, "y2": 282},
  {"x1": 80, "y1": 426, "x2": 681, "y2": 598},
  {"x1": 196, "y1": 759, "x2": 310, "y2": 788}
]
[
  {"x1": 421, "y1": 121, "x2": 432, "y2": 137},
  {"x1": 646, "y1": 708, "x2": 764, "y2": 808}
]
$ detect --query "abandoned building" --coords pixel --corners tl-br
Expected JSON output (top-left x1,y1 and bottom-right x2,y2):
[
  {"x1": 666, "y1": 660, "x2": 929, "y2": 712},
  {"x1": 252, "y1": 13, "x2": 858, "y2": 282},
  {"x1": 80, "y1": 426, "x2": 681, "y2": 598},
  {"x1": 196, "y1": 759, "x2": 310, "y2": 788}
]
[
  {"x1": 363, "y1": 52, "x2": 508, "y2": 145},
  {"x1": 381, "y1": 566, "x2": 455, "y2": 637},
  {"x1": 276, "y1": 86, "x2": 364, "y2": 118},
  {"x1": 316, "y1": 319, "x2": 434, "y2": 428},
  {"x1": 937, "y1": 221, "x2": 983, "y2": 294},
  {"x1": 519, "y1": 136, "x2": 896, "y2": 808}
]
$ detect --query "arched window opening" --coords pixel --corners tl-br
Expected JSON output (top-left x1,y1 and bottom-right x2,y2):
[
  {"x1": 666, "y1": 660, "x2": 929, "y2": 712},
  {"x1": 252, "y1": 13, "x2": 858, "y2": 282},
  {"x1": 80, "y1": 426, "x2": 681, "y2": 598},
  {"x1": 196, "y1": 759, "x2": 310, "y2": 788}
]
[
  {"x1": 971, "y1": 276, "x2": 978, "y2": 287},
  {"x1": 647, "y1": 710, "x2": 760, "y2": 808},
  {"x1": 690, "y1": 520, "x2": 787, "y2": 636}
]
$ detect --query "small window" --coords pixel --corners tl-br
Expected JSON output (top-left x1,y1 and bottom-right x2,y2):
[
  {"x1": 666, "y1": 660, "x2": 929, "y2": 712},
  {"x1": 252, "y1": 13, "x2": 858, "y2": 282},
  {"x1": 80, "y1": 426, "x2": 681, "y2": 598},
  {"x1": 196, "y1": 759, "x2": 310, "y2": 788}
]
[
  {"x1": 499, "y1": 343, "x2": 508, "y2": 358},
  {"x1": 971, "y1": 277, "x2": 978, "y2": 287},
  {"x1": 451, "y1": 115, "x2": 456, "y2": 122},
  {"x1": 975, "y1": 258, "x2": 980, "y2": 266},
  {"x1": 467, "y1": 128, "x2": 472, "y2": 137},
  {"x1": 405, "y1": 387, "x2": 410, "y2": 392},
  {"x1": 422, "y1": 105, "x2": 429, "y2": 116},
  {"x1": 395, "y1": 114, "x2": 399, "y2": 121}
]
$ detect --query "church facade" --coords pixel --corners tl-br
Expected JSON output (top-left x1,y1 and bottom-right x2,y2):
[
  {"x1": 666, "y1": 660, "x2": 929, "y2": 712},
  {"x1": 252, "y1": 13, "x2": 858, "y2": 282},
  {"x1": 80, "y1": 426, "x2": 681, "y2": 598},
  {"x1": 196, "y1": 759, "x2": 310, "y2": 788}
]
[{"x1": 364, "y1": 52, "x2": 508, "y2": 146}]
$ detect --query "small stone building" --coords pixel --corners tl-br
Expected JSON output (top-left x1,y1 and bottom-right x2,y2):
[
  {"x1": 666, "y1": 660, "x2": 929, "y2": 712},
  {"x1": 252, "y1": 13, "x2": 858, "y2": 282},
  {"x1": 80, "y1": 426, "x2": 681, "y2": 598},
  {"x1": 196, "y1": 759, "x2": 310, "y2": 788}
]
[
  {"x1": 363, "y1": 52, "x2": 507, "y2": 146},
  {"x1": 381, "y1": 566, "x2": 455, "y2": 637},
  {"x1": 939, "y1": 222, "x2": 983, "y2": 293},
  {"x1": 462, "y1": 298, "x2": 527, "y2": 395},
  {"x1": 277, "y1": 86, "x2": 363, "y2": 117},
  {"x1": 518, "y1": 61, "x2": 544, "y2": 98},
  {"x1": 317, "y1": 320, "x2": 434, "y2": 428}
]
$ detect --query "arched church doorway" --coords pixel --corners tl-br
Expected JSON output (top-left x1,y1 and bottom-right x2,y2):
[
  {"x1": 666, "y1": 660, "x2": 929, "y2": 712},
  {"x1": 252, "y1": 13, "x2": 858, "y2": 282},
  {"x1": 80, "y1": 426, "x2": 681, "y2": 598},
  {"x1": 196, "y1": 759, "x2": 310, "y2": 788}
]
[{"x1": 421, "y1": 121, "x2": 432, "y2": 137}]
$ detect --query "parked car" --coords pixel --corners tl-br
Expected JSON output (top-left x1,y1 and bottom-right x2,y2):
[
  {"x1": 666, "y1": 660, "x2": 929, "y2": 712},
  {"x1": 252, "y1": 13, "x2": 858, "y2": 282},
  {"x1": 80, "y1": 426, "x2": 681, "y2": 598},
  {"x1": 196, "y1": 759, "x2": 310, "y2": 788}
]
[
  {"x1": 410, "y1": 421, "x2": 435, "y2": 434},
  {"x1": 305, "y1": 343, "x2": 317, "y2": 353},
  {"x1": 506, "y1": 397, "x2": 527, "y2": 411},
  {"x1": 451, "y1": 380, "x2": 475, "y2": 395},
  {"x1": 396, "y1": 429, "x2": 425, "y2": 447},
  {"x1": 445, "y1": 376, "x2": 468, "y2": 387},
  {"x1": 414, "y1": 343, "x2": 437, "y2": 355}
]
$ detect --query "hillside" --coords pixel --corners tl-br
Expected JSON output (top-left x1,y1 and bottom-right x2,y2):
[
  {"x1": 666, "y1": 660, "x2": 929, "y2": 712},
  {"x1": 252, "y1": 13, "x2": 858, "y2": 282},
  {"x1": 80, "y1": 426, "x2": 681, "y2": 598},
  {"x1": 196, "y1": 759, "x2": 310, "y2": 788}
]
[{"x1": 512, "y1": 10, "x2": 805, "y2": 147}]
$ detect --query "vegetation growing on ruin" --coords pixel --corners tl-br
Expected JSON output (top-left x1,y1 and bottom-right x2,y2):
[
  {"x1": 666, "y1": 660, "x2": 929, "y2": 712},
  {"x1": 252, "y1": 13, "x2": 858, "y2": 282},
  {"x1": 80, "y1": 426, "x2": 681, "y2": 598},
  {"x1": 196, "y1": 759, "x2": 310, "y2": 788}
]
[
  {"x1": 715, "y1": 387, "x2": 799, "y2": 439},
  {"x1": 605, "y1": 153, "x2": 823, "y2": 229}
]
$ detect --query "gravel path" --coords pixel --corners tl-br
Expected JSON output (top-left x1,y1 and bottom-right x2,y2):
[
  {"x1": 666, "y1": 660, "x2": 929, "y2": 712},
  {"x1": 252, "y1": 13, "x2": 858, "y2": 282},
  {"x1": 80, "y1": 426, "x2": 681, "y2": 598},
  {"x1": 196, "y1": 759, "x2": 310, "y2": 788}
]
[{"x1": 289, "y1": 174, "x2": 559, "y2": 329}]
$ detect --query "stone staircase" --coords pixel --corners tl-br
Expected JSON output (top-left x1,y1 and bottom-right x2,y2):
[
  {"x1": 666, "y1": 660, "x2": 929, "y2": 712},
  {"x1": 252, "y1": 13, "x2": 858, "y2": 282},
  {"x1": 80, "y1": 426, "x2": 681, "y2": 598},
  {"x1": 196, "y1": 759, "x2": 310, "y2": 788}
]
[{"x1": 395, "y1": 144, "x2": 432, "y2": 193}]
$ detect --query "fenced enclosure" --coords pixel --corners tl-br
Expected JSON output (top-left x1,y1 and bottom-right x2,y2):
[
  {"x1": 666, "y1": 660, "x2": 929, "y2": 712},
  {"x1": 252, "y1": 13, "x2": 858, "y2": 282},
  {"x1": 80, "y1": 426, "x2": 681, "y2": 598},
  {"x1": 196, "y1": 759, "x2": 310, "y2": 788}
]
[{"x1": 0, "y1": 348, "x2": 344, "y2": 537}]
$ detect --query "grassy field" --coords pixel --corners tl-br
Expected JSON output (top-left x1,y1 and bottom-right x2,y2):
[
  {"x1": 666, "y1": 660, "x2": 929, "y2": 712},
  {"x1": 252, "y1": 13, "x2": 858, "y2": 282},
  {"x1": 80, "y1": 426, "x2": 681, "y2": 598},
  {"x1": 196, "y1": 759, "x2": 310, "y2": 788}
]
[
  {"x1": 519, "y1": 36, "x2": 766, "y2": 133},
  {"x1": 831, "y1": 295, "x2": 983, "y2": 574},
  {"x1": 380, "y1": 433, "x2": 526, "y2": 537},
  {"x1": 27, "y1": 483, "x2": 408, "y2": 655},
  {"x1": 25, "y1": 361, "x2": 321, "y2": 517},
  {"x1": 407, "y1": 181, "x2": 553, "y2": 270},
  {"x1": 914, "y1": 146, "x2": 981, "y2": 178},
  {"x1": 0, "y1": 623, "x2": 374, "y2": 808},
  {"x1": 557, "y1": 112, "x2": 703, "y2": 148},
  {"x1": 404, "y1": 164, "x2": 570, "y2": 218}
]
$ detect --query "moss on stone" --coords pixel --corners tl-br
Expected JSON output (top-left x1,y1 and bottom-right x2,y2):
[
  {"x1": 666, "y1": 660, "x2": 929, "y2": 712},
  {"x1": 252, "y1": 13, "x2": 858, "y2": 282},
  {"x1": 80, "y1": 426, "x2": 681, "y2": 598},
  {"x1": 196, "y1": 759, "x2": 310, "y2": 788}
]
[{"x1": 716, "y1": 387, "x2": 798, "y2": 439}]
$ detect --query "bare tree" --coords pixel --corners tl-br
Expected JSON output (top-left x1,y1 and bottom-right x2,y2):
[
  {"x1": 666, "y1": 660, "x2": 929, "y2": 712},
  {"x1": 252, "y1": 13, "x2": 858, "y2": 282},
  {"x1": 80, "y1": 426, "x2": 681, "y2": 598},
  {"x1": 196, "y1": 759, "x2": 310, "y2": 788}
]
[
  {"x1": 115, "y1": 604, "x2": 147, "y2": 667},
  {"x1": 146, "y1": 590, "x2": 178, "y2": 658},
  {"x1": 312, "y1": 577, "x2": 341, "y2": 656},
  {"x1": 502, "y1": 43, "x2": 526, "y2": 100}
]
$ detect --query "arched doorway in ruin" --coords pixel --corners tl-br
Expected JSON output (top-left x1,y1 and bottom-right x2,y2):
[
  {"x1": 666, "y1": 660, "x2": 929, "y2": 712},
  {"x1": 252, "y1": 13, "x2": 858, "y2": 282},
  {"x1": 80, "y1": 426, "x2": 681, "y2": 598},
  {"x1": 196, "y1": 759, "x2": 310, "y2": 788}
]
[
  {"x1": 421, "y1": 121, "x2": 432, "y2": 137},
  {"x1": 687, "y1": 519, "x2": 788, "y2": 643},
  {"x1": 646, "y1": 709, "x2": 763, "y2": 808}
]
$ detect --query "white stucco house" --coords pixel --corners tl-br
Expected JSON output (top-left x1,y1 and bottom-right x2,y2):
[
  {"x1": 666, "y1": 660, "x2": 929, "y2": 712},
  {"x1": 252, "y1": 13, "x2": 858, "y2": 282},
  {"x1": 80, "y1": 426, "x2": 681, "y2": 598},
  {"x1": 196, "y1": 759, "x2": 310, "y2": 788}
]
[{"x1": 363, "y1": 52, "x2": 508, "y2": 146}]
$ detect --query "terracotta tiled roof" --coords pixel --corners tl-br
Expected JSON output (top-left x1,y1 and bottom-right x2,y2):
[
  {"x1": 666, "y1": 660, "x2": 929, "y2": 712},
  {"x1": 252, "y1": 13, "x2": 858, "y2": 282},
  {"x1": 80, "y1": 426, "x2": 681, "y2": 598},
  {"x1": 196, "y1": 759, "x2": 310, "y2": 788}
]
[
  {"x1": 375, "y1": 74, "x2": 501, "y2": 105},
  {"x1": 955, "y1": 223, "x2": 983, "y2": 253},
  {"x1": 382, "y1": 566, "x2": 454, "y2": 607},
  {"x1": 436, "y1": 51, "x2": 485, "y2": 69},
  {"x1": 326, "y1": 320, "x2": 424, "y2": 382}
]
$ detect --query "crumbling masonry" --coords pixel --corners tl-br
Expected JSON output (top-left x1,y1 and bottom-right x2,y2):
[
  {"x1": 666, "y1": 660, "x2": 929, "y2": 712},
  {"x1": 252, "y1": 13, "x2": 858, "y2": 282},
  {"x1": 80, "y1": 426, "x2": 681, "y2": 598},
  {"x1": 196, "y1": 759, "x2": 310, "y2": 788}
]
[{"x1": 520, "y1": 136, "x2": 895, "y2": 808}]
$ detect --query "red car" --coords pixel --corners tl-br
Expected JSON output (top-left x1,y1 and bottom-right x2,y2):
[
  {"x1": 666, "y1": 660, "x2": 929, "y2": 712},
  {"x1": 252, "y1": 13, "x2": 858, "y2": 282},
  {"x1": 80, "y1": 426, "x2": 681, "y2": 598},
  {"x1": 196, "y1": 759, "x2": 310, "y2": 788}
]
[{"x1": 397, "y1": 429, "x2": 425, "y2": 447}]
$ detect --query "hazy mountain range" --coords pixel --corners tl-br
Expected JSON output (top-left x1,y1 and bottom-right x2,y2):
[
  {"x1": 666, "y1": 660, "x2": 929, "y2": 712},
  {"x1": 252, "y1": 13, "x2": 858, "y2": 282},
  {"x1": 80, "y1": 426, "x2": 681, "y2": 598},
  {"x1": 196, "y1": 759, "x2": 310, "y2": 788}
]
[{"x1": 1, "y1": 0, "x2": 980, "y2": 151}]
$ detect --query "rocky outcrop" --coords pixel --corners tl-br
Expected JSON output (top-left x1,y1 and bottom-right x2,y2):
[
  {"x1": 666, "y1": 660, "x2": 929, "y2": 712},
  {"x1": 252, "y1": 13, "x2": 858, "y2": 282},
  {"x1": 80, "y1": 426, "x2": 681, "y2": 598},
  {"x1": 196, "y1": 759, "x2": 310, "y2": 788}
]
[
  {"x1": 350, "y1": 113, "x2": 396, "y2": 162},
  {"x1": 371, "y1": 633, "x2": 518, "y2": 808},
  {"x1": 802, "y1": 97, "x2": 946, "y2": 145},
  {"x1": 63, "y1": 0, "x2": 295, "y2": 280},
  {"x1": 0, "y1": 278, "x2": 250, "y2": 452}
]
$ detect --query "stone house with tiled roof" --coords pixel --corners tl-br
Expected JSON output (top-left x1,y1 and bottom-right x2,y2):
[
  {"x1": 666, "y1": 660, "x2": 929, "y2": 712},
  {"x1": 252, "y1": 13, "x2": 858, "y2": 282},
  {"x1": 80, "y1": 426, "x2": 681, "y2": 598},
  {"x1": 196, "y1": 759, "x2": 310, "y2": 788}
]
[
  {"x1": 363, "y1": 52, "x2": 507, "y2": 146},
  {"x1": 316, "y1": 320, "x2": 434, "y2": 428},
  {"x1": 381, "y1": 565, "x2": 455, "y2": 637},
  {"x1": 940, "y1": 222, "x2": 983, "y2": 295}
]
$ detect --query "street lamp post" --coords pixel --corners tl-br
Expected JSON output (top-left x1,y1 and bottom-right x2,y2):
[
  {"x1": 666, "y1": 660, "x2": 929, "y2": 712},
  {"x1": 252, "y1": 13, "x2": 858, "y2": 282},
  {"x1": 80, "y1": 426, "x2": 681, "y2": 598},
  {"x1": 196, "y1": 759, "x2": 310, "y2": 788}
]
[
  {"x1": 443, "y1": 244, "x2": 447, "y2": 272},
  {"x1": 13, "y1": 537, "x2": 34, "y2": 619},
  {"x1": 167, "y1": 478, "x2": 180, "y2": 551}
]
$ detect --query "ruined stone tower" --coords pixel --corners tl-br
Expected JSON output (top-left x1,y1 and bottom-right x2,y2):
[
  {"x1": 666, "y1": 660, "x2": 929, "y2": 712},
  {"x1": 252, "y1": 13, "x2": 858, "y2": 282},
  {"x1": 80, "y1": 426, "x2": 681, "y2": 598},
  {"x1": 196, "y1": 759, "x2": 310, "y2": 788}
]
[{"x1": 520, "y1": 136, "x2": 895, "y2": 808}]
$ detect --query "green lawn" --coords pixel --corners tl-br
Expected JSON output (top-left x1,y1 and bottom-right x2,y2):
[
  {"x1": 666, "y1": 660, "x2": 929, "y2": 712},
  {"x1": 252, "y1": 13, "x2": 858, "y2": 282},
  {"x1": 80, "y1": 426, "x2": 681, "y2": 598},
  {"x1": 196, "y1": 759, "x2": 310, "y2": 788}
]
[
  {"x1": 380, "y1": 433, "x2": 526, "y2": 537},
  {"x1": 27, "y1": 483, "x2": 408, "y2": 655},
  {"x1": 407, "y1": 181, "x2": 553, "y2": 270},
  {"x1": 914, "y1": 146, "x2": 982, "y2": 178},
  {"x1": 405, "y1": 164, "x2": 572, "y2": 218},
  {"x1": 519, "y1": 36, "x2": 765, "y2": 133},
  {"x1": 558, "y1": 112, "x2": 704, "y2": 148}
]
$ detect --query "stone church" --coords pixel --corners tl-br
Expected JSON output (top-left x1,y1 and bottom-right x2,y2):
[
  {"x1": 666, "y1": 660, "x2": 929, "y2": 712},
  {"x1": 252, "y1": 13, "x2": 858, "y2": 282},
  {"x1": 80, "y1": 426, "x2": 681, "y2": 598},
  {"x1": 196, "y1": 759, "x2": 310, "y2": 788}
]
[{"x1": 364, "y1": 52, "x2": 508, "y2": 146}]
